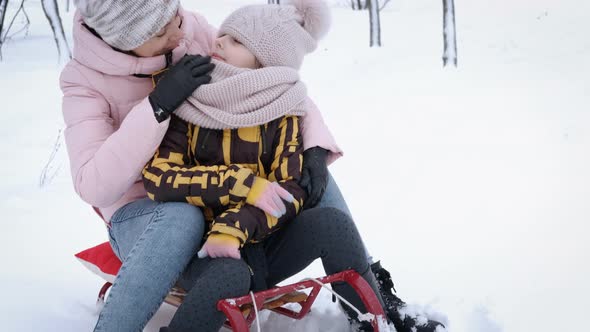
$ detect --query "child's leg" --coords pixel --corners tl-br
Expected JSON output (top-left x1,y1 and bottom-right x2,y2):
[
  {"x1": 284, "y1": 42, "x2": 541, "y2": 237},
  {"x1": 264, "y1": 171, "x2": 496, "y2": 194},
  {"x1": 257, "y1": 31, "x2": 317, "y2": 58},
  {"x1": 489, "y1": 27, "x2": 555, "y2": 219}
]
[
  {"x1": 315, "y1": 172, "x2": 374, "y2": 264},
  {"x1": 166, "y1": 257, "x2": 252, "y2": 332},
  {"x1": 94, "y1": 199, "x2": 206, "y2": 332},
  {"x1": 263, "y1": 207, "x2": 385, "y2": 323}
]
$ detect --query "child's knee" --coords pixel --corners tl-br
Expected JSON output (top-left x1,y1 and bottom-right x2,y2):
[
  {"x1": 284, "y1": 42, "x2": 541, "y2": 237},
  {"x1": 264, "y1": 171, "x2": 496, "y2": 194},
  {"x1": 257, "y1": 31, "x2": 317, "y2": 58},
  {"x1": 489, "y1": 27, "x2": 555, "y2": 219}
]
[
  {"x1": 300, "y1": 207, "x2": 355, "y2": 234},
  {"x1": 210, "y1": 258, "x2": 252, "y2": 296}
]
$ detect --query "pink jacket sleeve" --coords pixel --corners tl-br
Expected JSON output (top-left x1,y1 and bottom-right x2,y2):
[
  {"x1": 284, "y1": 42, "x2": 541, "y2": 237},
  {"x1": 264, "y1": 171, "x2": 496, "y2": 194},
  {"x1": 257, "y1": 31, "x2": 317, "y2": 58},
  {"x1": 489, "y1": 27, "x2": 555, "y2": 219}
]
[
  {"x1": 60, "y1": 64, "x2": 170, "y2": 208},
  {"x1": 188, "y1": 11, "x2": 218, "y2": 54},
  {"x1": 301, "y1": 98, "x2": 343, "y2": 165}
]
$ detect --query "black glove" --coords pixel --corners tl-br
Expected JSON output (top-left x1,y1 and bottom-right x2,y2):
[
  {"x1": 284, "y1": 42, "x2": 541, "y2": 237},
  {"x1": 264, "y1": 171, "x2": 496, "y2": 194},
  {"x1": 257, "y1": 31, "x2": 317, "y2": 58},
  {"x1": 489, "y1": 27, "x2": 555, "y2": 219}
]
[
  {"x1": 299, "y1": 146, "x2": 329, "y2": 209},
  {"x1": 149, "y1": 54, "x2": 214, "y2": 122}
]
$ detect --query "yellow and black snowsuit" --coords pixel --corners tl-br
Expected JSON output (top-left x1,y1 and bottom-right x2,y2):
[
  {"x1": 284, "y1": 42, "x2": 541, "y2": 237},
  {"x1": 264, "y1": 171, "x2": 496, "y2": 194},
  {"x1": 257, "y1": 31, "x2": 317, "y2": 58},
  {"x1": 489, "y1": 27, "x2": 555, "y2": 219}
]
[{"x1": 142, "y1": 115, "x2": 305, "y2": 246}]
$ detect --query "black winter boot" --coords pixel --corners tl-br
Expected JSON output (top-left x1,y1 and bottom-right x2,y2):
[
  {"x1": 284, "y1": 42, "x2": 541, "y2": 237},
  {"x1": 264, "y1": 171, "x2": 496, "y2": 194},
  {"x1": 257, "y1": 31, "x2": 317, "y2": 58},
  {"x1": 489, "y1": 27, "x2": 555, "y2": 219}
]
[{"x1": 371, "y1": 261, "x2": 446, "y2": 332}]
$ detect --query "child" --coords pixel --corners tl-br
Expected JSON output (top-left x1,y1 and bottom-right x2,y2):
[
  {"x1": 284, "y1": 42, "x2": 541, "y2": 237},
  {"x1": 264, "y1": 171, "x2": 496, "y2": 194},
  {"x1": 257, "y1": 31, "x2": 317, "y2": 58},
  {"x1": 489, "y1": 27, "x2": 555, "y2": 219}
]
[
  {"x1": 142, "y1": 0, "x2": 331, "y2": 259},
  {"x1": 143, "y1": 1, "x2": 445, "y2": 331}
]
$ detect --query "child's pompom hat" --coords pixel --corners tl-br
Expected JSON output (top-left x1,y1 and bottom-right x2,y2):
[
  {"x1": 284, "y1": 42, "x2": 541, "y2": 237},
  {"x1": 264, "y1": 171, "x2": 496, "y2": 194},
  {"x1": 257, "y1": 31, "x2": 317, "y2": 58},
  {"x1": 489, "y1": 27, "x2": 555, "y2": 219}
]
[{"x1": 218, "y1": 0, "x2": 331, "y2": 69}]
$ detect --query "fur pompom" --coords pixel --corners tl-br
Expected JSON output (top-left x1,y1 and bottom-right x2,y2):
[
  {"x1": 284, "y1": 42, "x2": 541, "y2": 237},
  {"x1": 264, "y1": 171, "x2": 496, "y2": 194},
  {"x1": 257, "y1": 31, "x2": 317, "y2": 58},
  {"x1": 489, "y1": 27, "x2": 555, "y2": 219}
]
[{"x1": 289, "y1": 0, "x2": 331, "y2": 40}]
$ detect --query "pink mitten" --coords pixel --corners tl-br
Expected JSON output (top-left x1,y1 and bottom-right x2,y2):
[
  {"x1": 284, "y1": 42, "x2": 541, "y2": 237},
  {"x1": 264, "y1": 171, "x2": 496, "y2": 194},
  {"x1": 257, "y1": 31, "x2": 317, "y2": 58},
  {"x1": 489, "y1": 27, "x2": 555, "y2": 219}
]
[
  {"x1": 197, "y1": 234, "x2": 241, "y2": 259},
  {"x1": 246, "y1": 178, "x2": 294, "y2": 217}
]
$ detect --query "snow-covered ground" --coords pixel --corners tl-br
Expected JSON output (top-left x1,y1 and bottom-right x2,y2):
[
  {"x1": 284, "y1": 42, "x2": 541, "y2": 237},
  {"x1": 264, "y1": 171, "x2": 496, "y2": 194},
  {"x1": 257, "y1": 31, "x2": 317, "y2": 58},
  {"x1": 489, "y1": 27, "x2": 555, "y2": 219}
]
[{"x1": 1, "y1": 0, "x2": 589, "y2": 331}]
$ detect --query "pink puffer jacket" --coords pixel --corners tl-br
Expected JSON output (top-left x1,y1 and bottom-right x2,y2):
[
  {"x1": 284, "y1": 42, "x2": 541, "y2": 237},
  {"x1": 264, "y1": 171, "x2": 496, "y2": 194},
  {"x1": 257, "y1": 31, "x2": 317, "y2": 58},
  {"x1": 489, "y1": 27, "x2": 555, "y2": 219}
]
[{"x1": 60, "y1": 8, "x2": 342, "y2": 223}]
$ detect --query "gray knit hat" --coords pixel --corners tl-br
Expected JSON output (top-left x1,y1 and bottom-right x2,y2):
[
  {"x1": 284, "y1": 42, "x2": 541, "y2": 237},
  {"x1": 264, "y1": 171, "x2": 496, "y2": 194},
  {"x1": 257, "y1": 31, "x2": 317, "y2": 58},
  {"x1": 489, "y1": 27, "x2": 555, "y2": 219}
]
[
  {"x1": 218, "y1": 0, "x2": 331, "y2": 70},
  {"x1": 74, "y1": 0, "x2": 180, "y2": 51}
]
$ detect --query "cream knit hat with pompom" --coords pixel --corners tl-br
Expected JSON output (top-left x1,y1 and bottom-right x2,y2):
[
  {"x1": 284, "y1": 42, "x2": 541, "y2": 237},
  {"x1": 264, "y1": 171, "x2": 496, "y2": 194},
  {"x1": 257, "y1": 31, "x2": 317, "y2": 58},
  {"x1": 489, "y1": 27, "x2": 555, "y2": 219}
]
[{"x1": 218, "y1": 0, "x2": 331, "y2": 70}]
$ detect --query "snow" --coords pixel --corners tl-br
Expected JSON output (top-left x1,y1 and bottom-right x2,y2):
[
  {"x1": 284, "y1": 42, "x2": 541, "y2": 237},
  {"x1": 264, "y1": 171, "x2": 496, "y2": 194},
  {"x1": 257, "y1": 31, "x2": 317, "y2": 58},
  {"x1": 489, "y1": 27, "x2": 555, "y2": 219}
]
[{"x1": 1, "y1": 0, "x2": 589, "y2": 331}]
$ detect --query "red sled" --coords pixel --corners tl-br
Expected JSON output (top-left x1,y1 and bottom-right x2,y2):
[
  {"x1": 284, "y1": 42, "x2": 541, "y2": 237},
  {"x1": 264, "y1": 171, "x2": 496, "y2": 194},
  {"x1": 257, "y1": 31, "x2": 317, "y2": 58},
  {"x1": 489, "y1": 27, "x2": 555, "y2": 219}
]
[{"x1": 76, "y1": 208, "x2": 386, "y2": 331}]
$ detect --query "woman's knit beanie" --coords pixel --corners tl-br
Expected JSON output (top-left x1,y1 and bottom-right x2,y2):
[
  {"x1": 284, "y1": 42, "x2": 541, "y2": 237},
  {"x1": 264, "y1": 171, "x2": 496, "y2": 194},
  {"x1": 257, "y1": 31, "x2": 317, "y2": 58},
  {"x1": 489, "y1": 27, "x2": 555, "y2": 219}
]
[
  {"x1": 218, "y1": 0, "x2": 331, "y2": 70},
  {"x1": 73, "y1": 0, "x2": 180, "y2": 51}
]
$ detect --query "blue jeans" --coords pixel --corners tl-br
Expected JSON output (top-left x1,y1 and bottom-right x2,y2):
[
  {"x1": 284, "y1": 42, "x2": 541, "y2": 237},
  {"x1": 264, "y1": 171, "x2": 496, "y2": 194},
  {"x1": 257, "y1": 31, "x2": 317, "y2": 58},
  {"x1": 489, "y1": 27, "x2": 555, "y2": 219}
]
[
  {"x1": 93, "y1": 199, "x2": 206, "y2": 332},
  {"x1": 316, "y1": 172, "x2": 351, "y2": 215}
]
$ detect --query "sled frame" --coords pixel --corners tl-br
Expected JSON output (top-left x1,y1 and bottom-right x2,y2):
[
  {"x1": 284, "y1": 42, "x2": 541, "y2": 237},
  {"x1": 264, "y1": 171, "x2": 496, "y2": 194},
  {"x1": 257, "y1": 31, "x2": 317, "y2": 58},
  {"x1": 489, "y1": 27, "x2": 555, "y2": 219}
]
[{"x1": 97, "y1": 270, "x2": 385, "y2": 331}]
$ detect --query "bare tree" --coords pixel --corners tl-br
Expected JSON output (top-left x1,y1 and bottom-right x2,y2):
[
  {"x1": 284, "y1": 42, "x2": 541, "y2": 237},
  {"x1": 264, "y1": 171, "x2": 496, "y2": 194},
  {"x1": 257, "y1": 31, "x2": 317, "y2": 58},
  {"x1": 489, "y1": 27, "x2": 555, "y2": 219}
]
[
  {"x1": 0, "y1": 0, "x2": 10, "y2": 58},
  {"x1": 350, "y1": 0, "x2": 382, "y2": 47},
  {"x1": 0, "y1": 0, "x2": 70, "y2": 62},
  {"x1": 42, "y1": 0, "x2": 70, "y2": 63},
  {"x1": 0, "y1": 0, "x2": 7, "y2": 36},
  {"x1": 0, "y1": 0, "x2": 30, "y2": 60},
  {"x1": 352, "y1": 0, "x2": 368, "y2": 10},
  {"x1": 379, "y1": 0, "x2": 391, "y2": 11},
  {"x1": 368, "y1": 0, "x2": 381, "y2": 47},
  {"x1": 442, "y1": 0, "x2": 457, "y2": 66},
  {"x1": 39, "y1": 129, "x2": 63, "y2": 188}
]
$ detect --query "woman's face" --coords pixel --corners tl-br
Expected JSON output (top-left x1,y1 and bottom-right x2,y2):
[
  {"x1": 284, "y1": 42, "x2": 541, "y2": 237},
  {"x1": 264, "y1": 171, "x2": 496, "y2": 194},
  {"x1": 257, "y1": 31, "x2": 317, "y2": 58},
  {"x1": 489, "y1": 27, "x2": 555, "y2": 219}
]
[
  {"x1": 211, "y1": 35, "x2": 260, "y2": 69},
  {"x1": 132, "y1": 15, "x2": 184, "y2": 57}
]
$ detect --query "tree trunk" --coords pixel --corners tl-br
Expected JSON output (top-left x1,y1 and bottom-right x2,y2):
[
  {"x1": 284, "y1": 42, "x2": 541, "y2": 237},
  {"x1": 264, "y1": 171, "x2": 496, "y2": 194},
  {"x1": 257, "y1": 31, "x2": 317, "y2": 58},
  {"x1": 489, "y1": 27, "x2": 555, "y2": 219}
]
[
  {"x1": 442, "y1": 0, "x2": 458, "y2": 67},
  {"x1": 0, "y1": 0, "x2": 8, "y2": 41},
  {"x1": 368, "y1": 0, "x2": 381, "y2": 47},
  {"x1": 350, "y1": 0, "x2": 369, "y2": 10},
  {"x1": 41, "y1": 0, "x2": 70, "y2": 63},
  {"x1": 353, "y1": 0, "x2": 368, "y2": 10},
  {"x1": 0, "y1": 0, "x2": 9, "y2": 60},
  {"x1": 268, "y1": 0, "x2": 280, "y2": 4}
]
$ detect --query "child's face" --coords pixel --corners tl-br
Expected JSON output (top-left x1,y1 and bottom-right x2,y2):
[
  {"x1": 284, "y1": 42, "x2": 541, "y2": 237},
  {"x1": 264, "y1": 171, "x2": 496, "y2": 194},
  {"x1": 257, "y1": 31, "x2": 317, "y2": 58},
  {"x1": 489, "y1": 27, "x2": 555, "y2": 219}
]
[
  {"x1": 133, "y1": 15, "x2": 184, "y2": 57},
  {"x1": 212, "y1": 35, "x2": 260, "y2": 69}
]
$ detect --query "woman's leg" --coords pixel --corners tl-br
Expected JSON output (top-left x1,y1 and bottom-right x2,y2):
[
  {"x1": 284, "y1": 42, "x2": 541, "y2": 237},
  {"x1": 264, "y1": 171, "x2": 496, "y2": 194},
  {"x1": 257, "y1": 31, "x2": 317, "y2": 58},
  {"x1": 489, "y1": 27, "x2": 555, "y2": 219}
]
[
  {"x1": 263, "y1": 207, "x2": 385, "y2": 324},
  {"x1": 315, "y1": 172, "x2": 351, "y2": 215},
  {"x1": 163, "y1": 257, "x2": 251, "y2": 332},
  {"x1": 271, "y1": 207, "x2": 446, "y2": 332},
  {"x1": 93, "y1": 198, "x2": 206, "y2": 332},
  {"x1": 316, "y1": 172, "x2": 374, "y2": 263}
]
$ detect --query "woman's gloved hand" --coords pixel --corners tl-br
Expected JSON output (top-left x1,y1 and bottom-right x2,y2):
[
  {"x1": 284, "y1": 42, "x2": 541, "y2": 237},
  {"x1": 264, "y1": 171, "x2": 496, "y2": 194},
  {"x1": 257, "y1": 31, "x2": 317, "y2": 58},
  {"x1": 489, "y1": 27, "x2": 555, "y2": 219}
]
[
  {"x1": 300, "y1": 146, "x2": 329, "y2": 209},
  {"x1": 149, "y1": 54, "x2": 214, "y2": 122}
]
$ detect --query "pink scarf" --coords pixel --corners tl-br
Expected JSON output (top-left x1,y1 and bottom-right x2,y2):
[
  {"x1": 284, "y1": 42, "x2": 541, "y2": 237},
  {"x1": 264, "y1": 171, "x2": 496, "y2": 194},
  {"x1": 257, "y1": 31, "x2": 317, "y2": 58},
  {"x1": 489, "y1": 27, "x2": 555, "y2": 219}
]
[{"x1": 175, "y1": 60, "x2": 307, "y2": 129}]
